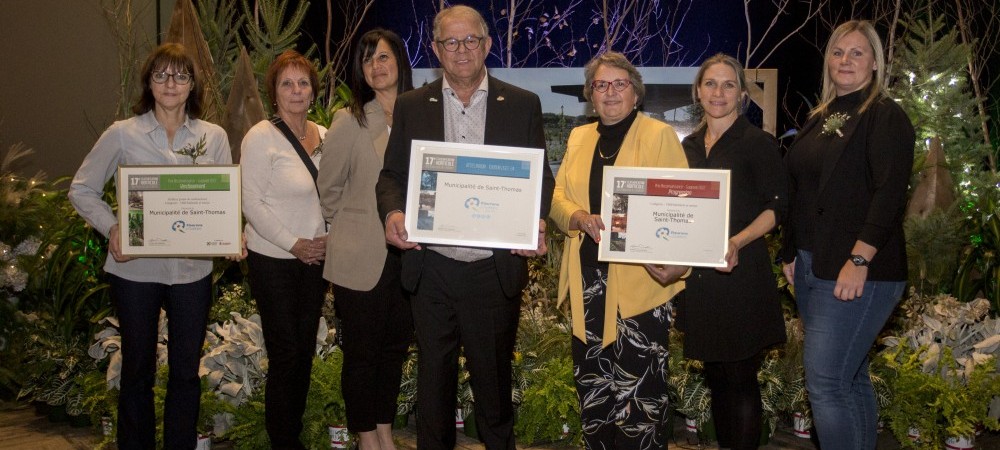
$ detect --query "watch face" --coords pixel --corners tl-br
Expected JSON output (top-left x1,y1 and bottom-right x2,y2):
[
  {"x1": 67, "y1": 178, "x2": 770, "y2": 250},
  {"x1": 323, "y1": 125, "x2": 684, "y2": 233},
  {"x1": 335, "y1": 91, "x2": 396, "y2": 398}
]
[{"x1": 851, "y1": 255, "x2": 868, "y2": 266}]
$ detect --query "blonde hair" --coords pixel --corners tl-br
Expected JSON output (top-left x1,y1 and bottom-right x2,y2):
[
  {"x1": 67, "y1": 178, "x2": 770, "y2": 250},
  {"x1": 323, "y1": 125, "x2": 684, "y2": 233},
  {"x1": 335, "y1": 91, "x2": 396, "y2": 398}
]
[{"x1": 811, "y1": 20, "x2": 886, "y2": 118}]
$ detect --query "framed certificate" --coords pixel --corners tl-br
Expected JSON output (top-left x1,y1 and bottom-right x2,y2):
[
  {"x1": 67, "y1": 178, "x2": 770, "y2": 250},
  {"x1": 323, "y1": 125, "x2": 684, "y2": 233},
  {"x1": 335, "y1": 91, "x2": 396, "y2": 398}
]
[
  {"x1": 118, "y1": 165, "x2": 242, "y2": 257},
  {"x1": 598, "y1": 166, "x2": 730, "y2": 267},
  {"x1": 404, "y1": 140, "x2": 545, "y2": 250}
]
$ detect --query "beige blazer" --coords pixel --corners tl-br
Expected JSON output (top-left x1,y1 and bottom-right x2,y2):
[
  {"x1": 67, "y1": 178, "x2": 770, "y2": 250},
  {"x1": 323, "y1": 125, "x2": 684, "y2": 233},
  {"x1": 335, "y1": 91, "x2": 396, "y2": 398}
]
[{"x1": 318, "y1": 101, "x2": 391, "y2": 291}]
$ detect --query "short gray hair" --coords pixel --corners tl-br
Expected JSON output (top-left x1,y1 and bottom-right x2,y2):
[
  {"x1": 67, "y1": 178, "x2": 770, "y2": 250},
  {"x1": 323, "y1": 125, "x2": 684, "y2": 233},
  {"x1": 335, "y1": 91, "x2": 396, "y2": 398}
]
[
  {"x1": 433, "y1": 5, "x2": 489, "y2": 41},
  {"x1": 582, "y1": 52, "x2": 645, "y2": 104}
]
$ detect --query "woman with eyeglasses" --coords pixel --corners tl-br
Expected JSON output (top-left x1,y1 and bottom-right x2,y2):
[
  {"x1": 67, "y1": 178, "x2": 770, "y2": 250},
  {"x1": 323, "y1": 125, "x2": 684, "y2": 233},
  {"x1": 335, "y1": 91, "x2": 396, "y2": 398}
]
[
  {"x1": 550, "y1": 51, "x2": 688, "y2": 449},
  {"x1": 317, "y1": 28, "x2": 414, "y2": 450},
  {"x1": 68, "y1": 43, "x2": 237, "y2": 449}
]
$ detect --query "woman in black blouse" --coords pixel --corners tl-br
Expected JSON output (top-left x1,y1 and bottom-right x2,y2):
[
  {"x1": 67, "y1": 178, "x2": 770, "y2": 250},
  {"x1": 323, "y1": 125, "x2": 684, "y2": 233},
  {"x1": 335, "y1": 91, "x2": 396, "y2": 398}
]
[
  {"x1": 780, "y1": 21, "x2": 914, "y2": 450},
  {"x1": 679, "y1": 53, "x2": 787, "y2": 450}
]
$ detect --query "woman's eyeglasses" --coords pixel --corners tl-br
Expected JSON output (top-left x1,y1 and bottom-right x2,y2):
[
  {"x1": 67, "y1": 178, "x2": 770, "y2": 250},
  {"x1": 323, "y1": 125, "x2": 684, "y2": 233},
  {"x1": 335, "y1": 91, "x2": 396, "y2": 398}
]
[
  {"x1": 591, "y1": 79, "x2": 632, "y2": 93},
  {"x1": 151, "y1": 71, "x2": 192, "y2": 85}
]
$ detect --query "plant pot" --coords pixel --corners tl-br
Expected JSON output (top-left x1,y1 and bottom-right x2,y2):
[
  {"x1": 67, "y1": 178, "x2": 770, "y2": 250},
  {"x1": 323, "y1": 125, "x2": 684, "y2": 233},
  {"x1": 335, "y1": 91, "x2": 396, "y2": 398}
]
[
  {"x1": 392, "y1": 413, "x2": 409, "y2": 429},
  {"x1": 196, "y1": 434, "x2": 212, "y2": 450},
  {"x1": 462, "y1": 409, "x2": 478, "y2": 439},
  {"x1": 455, "y1": 408, "x2": 464, "y2": 429},
  {"x1": 46, "y1": 404, "x2": 69, "y2": 423},
  {"x1": 684, "y1": 417, "x2": 698, "y2": 433},
  {"x1": 793, "y1": 412, "x2": 811, "y2": 439},
  {"x1": 68, "y1": 413, "x2": 92, "y2": 428},
  {"x1": 945, "y1": 435, "x2": 974, "y2": 450},
  {"x1": 100, "y1": 415, "x2": 115, "y2": 439},
  {"x1": 907, "y1": 427, "x2": 920, "y2": 443},
  {"x1": 328, "y1": 424, "x2": 350, "y2": 449}
]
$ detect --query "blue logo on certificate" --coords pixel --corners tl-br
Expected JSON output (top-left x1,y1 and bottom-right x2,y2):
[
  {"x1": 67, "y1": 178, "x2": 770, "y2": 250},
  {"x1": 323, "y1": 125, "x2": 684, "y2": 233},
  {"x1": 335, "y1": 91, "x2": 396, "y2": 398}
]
[
  {"x1": 172, "y1": 220, "x2": 187, "y2": 233},
  {"x1": 655, "y1": 227, "x2": 671, "y2": 240}
]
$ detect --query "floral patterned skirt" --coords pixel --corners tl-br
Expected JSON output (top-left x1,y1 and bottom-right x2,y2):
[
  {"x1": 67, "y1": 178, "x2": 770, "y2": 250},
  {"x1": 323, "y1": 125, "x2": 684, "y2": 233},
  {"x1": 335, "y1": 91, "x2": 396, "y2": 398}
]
[{"x1": 572, "y1": 265, "x2": 672, "y2": 450}]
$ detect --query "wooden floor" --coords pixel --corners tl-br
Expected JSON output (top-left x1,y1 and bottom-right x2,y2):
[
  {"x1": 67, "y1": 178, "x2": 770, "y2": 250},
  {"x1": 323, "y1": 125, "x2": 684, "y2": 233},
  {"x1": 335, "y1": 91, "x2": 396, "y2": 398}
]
[{"x1": 4, "y1": 401, "x2": 999, "y2": 449}]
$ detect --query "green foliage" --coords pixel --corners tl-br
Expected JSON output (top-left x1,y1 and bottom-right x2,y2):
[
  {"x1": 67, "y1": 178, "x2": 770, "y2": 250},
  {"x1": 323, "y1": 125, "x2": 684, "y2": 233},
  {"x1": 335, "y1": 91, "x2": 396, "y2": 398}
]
[
  {"x1": 308, "y1": 81, "x2": 352, "y2": 129},
  {"x1": 79, "y1": 368, "x2": 118, "y2": 446},
  {"x1": 953, "y1": 175, "x2": 1000, "y2": 310},
  {"x1": 514, "y1": 356, "x2": 581, "y2": 445},
  {"x1": 302, "y1": 351, "x2": 348, "y2": 449},
  {"x1": 209, "y1": 282, "x2": 257, "y2": 324},
  {"x1": 904, "y1": 208, "x2": 966, "y2": 296},
  {"x1": 879, "y1": 345, "x2": 1000, "y2": 448},
  {"x1": 196, "y1": 0, "x2": 244, "y2": 97},
  {"x1": 890, "y1": 13, "x2": 987, "y2": 172},
  {"x1": 241, "y1": 0, "x2": 315, "y2": 112},
  {"x1": 223, "y1": 390, "x2": 270, "y2": 449}
]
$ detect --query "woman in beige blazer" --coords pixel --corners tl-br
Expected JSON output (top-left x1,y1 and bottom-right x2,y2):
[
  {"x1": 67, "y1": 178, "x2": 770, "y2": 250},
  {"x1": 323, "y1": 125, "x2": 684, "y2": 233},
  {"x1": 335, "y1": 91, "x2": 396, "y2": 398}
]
[
  {"x1": 317, "y1": 29, "x2": 414, "y2": 450},
  {"x1": 549, "y1": 52, "x2": 687, "y2": 449}
]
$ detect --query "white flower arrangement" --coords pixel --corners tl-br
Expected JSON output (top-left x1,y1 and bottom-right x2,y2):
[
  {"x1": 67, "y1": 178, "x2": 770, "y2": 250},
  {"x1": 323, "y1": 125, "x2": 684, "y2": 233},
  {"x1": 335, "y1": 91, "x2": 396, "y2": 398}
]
[{"x1": 821, "y1": 112, "x2": 851, "y2": 137}]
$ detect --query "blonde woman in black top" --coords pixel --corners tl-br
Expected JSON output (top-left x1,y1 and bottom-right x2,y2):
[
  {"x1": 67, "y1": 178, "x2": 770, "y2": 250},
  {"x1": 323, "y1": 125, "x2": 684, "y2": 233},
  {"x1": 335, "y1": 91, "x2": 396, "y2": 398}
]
[{"x1": 780, "y1": 20, "x2": 914, "y2": 450}]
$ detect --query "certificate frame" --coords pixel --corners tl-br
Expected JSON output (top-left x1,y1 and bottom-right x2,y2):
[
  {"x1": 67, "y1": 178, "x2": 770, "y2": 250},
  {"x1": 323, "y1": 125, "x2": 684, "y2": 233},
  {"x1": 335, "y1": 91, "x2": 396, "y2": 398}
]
[
  {"x1": 598, "y1": 166, "x2": 730, "y2": 267},
  {"x1": 404, "y1": 140, "x2": 544, "y2": 250},
  {"x1": 118, "y1": 165, "x2": 242, "y2": 257}
]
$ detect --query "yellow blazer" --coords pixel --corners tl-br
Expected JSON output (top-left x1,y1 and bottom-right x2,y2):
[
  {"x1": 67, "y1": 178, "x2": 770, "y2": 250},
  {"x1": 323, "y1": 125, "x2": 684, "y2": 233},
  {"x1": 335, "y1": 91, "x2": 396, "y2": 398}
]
[{"x1": 550, "y1": 113, "x2": 688, "y2": 348}]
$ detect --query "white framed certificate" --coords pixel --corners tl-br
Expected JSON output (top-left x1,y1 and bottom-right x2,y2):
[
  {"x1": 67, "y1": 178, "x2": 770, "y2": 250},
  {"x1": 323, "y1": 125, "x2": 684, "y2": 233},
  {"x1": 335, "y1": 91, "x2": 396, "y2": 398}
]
[
  {"x1": 118, "y1": 165, "x2": 242, "y2": 257},
  {"x1": 404, "y1": 140, "x2": 544, "y2": 250},
  {"x1": 598, "y1": 166, "x2": 730, "y2": 267}
]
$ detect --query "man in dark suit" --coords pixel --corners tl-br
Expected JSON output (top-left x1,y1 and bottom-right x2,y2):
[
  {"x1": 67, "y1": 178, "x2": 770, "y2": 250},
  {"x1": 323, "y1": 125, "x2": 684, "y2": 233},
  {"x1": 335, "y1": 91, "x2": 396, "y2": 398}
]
[{"x1": 375, "y1": 5, "x2": 554, "y2": 450}]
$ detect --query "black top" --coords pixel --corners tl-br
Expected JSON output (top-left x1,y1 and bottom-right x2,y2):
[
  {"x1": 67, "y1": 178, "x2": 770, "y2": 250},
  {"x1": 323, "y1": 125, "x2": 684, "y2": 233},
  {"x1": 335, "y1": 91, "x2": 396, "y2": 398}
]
[
  {"x1": 579, "y1": 109, "x2": 637, "y2": 267},
  {"x1": 678, "y1": 115, "x2": 788, "y2": 362},
  {"x1": 780, "y1": 89, "x2": 914, "y2": 281}
]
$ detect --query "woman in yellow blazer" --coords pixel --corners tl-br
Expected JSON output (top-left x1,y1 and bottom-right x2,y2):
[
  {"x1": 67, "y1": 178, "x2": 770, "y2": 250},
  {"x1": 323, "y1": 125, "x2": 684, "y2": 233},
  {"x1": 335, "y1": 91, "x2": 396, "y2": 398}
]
[{"x1": 549, "y1": 51, "x2": 688, "y2": 450}]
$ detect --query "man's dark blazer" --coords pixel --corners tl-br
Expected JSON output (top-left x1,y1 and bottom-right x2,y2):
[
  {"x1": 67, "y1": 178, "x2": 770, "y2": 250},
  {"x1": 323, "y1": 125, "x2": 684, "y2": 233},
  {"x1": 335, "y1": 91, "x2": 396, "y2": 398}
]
[{"x1": 376, "y1": 76, "x2": 555, "y2": 297}]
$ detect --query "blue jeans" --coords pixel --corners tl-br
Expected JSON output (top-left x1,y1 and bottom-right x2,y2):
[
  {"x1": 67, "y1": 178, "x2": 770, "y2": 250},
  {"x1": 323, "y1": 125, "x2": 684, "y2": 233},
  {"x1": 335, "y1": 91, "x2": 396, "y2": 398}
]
[{"x1": 794, "y1": 251, "x2": 904, "y2": 450}]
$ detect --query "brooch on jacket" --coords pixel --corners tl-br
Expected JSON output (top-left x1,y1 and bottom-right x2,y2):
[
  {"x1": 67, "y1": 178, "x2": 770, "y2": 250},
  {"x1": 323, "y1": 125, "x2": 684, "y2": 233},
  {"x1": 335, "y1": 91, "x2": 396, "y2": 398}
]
[{"x1": 821, "y1": 112, "x2": 851, "y2": 137}]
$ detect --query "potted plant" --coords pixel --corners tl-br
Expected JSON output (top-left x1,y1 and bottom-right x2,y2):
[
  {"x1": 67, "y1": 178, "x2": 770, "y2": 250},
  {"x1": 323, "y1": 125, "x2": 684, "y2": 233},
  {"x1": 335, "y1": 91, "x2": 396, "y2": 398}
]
[
  {"x1": 880, "y1": 295, "x2": 1000, "y2": 448},
  {"x1": 514, "y1": 355, "x2": 581, "y2": 445}
]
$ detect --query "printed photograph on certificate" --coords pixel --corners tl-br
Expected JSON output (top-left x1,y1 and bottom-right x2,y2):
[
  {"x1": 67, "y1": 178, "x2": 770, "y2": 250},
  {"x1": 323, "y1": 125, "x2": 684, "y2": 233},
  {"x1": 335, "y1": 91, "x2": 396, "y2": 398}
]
[
  {"x1": 598, "y1": 166, "x2": 730, "y2": 267},
  {"x1": 404, "y1": 140, "x2": 544, "y2": 249}
]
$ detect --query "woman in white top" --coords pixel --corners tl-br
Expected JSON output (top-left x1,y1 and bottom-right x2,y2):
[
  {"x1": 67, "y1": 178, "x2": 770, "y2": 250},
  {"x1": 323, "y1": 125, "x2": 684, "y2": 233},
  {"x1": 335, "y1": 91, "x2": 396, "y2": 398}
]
[
  {"x1": 68, "y1": 43, "x2": 233, "y2": 449},
  {"x1": 241, "y1": 49, "x2": 328, "y2": 450}
]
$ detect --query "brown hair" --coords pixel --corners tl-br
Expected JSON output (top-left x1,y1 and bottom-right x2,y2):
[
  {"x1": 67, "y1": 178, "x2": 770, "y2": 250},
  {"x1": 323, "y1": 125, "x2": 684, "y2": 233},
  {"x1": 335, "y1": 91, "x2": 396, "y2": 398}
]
[
  {"x1": 264, "y1": 50, "x2": 320, "y2": 111},
  {"x1": 131, "y1": 43, "x2": 203, "y2": 118},
  {"x1": 349, "y1": 29, "x2": 414, "y2": 127}
]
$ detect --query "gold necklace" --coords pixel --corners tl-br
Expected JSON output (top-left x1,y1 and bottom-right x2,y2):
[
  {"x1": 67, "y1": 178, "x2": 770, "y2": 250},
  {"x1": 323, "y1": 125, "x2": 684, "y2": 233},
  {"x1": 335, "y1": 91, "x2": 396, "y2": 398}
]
[{"x1": 597, "y1": 141, "x2": 622, "y2": 160}]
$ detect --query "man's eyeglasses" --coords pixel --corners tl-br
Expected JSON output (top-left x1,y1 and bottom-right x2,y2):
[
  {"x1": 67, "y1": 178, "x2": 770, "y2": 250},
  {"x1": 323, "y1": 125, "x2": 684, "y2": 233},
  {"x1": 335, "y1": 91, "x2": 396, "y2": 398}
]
[
  {"x1": 151, "y1": 71, "x2": 192, "y2": 85},
  {"x1": 436, "y1": 36, "x2": 484, "y2": 52},
  {"x1": 591, "y1": 79, "x2": 632, "y2": 93}
]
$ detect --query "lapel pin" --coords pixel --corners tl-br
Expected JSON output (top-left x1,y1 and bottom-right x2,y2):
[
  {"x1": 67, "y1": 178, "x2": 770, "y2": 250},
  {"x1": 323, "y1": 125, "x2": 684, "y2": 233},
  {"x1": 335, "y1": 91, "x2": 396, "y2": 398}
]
[
  {"x1": 497, "y1": 95, "x2": 505, "y2": 102},
  {"x1": 429, "y1": 97, "x2": 438, "y2": 102}
]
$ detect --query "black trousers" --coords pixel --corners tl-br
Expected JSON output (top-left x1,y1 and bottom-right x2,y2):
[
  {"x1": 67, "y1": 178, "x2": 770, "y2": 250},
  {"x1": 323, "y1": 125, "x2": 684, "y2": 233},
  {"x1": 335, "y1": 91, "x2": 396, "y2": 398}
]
[
  {"x1": 111, "y1": 274, "x2": 211, "y2": 450},
  {"x1": 703, "y1": 354, "x2": 765, "y2": 450},
  {"x1": 247, "y1": 251, "x2": 327, "y2": 450},
  {"x1": 333, "y1": 251, "x2": 413, "y2": 432},
  {"x1": 411, "y1": 251, "x2": 521, "y2": 450}
]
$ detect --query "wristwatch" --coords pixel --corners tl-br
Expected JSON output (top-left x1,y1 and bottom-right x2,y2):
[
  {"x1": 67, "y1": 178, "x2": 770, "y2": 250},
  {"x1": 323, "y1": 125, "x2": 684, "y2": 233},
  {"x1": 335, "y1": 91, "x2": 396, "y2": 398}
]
[{"x1": 849, "y1": 254, "x2": 870, "y2": 267}]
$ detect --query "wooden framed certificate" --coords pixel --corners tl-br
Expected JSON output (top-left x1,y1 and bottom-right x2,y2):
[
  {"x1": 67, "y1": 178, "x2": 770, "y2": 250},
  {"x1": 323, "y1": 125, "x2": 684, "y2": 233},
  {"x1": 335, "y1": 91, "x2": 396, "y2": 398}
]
[
  {"x1": 118, "y1": 165, "x2": 242, "y2": 257},
  {"x1": 404, "y1": 140, "x2": 545, "y2": 250},
  {"x1": 598, "y1": 166, "x2": 730, "y2": 267}
]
